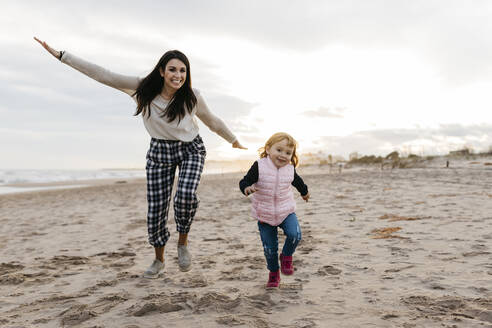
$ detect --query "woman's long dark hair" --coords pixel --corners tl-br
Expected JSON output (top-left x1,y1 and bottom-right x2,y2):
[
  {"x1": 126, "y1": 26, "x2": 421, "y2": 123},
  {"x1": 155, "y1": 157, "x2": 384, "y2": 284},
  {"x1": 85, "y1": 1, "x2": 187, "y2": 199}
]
[{"x1": 133, "y1": 50, "x2": 197, "y2": 122}]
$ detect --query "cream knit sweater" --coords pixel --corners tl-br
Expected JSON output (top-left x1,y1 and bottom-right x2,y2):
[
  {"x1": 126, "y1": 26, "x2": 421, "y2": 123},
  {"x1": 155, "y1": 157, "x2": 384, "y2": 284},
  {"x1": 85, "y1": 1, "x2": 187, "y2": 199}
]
[{"x1": 61, "y1": 52, "x2": 237, "y2": 143}]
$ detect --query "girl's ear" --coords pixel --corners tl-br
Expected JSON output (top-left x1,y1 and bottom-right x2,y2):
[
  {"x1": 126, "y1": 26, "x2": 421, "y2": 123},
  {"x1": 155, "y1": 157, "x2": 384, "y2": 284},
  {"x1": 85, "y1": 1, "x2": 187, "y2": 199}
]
[
  {"x1": 159, "y1": 67, "x2": 165, "y2": 77},
  {"x1": 265, "y1": 146, "x2": 270, "y2": 155}
]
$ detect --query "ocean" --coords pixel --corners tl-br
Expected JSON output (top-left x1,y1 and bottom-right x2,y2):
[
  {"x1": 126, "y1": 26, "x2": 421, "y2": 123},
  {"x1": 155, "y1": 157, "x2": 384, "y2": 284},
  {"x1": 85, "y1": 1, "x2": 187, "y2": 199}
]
[
  {"x1": 0, "y1": 169, "x2": 146, "y2": 195},
  {"x1": 0, "y1": 169, "x2": 146, "y2": 185},
  {"x1": 0, "y1": 164, "x2": 246, "y2": 195}
]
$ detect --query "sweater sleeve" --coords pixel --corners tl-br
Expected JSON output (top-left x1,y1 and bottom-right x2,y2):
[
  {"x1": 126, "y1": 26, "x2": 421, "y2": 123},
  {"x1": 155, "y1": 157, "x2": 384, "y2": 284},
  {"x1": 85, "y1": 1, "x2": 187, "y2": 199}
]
[
  {"x1": 60, "y1": 52, "x2": 140, "y2": 96},
  {"x1": 292, "y1": 169, "x2": 309, "y2": 196},
  {"x1": 195, "y1": 91, "x2": 237, "y2": 144},
  {"x1": 239, "y1": 161, "x2": 259, "y2": 195}
]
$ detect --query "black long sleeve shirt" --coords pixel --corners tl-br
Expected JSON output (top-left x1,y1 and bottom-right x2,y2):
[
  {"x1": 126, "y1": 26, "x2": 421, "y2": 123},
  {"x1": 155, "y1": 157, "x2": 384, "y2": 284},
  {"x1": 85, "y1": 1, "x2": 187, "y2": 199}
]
[{"x1": 239, "y1": 161, "x2": 309, "y2": 196}]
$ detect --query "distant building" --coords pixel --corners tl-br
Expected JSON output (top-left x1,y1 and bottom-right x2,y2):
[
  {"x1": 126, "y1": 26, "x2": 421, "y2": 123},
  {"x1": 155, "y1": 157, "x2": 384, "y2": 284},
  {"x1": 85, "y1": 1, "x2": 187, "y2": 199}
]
[{"x1": 449, "y1": 149, "x2": 470, "y2": 156}]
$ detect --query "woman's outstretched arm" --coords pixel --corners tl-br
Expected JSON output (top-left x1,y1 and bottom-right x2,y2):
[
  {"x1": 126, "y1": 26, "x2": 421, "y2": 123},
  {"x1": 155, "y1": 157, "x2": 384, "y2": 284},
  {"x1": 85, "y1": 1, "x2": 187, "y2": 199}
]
[
  {"x1": 195, "y1": 91, "x2": 246, "y2": 149},
  {"x1": 34, "y1": 37, "x2": 140, "y2": 95}
]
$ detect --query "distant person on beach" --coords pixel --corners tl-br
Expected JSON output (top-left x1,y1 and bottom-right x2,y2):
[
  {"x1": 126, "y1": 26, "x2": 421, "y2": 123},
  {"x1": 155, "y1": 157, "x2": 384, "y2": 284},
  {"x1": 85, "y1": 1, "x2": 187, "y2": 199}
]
[
  {"x1": 34, "y1": 37, "x2": 246, "y2": 278},
  {"x1": 239, "y1": 132, "x2": 309, "y2": 288}
]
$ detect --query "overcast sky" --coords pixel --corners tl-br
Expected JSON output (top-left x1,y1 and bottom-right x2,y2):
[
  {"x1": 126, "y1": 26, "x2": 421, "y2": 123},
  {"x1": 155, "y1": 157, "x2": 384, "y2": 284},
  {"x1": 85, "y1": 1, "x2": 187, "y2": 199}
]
[{"x1": 1, "y1": 0, "x2": 492, "y2": 169}]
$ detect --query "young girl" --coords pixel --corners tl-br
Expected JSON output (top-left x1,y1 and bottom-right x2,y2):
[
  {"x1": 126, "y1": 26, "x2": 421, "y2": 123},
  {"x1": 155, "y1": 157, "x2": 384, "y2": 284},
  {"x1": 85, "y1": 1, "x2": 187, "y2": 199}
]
[{"x1": 239, "y1": 132, "x2": 310, "y2": 288}]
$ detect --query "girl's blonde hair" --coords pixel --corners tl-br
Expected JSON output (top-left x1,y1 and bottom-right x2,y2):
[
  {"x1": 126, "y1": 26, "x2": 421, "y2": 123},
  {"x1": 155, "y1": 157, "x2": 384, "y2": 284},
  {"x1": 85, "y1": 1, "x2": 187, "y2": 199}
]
[{"x1": 259, "y1": 132, "x2": 299, "y2": 167}]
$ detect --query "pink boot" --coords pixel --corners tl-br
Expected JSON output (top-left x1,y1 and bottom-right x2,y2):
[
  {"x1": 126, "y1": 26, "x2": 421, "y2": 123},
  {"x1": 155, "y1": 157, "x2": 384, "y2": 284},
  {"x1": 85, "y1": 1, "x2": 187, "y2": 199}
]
[
  {"x1": 280, "y1": 253, "x2": 294, "y2": 275},
  {"x1": 266, "y1": 270, "x2": 281, "y2": 288}
]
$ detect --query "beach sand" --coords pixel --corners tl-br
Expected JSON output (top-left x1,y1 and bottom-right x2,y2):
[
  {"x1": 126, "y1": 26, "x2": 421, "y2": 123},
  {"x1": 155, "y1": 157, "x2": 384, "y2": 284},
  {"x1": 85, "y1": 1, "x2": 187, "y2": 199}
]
[{"x1": 0, "y1": 162, "x2": 491, "y2": 327}]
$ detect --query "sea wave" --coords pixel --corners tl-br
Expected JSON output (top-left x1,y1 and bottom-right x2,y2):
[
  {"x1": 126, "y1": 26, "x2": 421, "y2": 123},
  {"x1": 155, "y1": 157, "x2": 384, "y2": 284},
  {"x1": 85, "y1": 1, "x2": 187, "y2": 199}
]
[{"x1": 0, "y1": 169, "x2": 146, "y2": 186}]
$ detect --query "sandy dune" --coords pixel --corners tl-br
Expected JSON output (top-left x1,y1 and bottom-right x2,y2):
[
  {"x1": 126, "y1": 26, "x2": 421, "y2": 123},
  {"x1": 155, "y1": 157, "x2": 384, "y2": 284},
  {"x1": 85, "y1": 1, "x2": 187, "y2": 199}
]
[{"x1": 0, "y1": 163, "x2": 491, "y2": 327}]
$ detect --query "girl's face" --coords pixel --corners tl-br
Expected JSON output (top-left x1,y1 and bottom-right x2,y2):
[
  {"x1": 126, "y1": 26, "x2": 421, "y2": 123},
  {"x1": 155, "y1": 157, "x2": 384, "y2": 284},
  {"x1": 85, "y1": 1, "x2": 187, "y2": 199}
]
[
  {"x1": 160, "y1": 58, "x2": 187, "y2": 94},
  {"x1": 266, "y1": 138, "x2": 294, "y2": 168}
]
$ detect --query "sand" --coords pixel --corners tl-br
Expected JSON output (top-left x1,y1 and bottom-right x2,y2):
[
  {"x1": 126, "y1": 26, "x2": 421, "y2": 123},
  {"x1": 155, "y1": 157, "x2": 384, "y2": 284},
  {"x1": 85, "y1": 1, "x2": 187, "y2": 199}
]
[{"x1": 0, "y1": 161, "x2": 491, "y2": 327}]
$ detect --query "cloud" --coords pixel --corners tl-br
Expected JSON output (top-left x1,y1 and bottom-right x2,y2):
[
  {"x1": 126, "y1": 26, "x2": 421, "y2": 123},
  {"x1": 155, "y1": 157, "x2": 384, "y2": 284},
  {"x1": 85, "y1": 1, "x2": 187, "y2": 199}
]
[
  {"x1": 302, "y1": 106, "x2": 346, "y2": 118},
  {"x1": 313, "y1": 124, "x2": 492, "y2": 158},
  {"x1": 113, "y1": 1, "x2": 492, "y2": 85},
  {"x1": 196, "y1": 92, "x2": 258, "y2": 146},
  {"x1": 239, "y1": 135, "x2": 265, "y2": 144},
  {"x1": 437, "y1": 124, "x2": 492, "y2": 138},
  {"x1": 204, "y1": 93, "x2": 257, "y2": 120},
  {"x1": 9, "y1": 1, "x2": 492, "y2": 86}
]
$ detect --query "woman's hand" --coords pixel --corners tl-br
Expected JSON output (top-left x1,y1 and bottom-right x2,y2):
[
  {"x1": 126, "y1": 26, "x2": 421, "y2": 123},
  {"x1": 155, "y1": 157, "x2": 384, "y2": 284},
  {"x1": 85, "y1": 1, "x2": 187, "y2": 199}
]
[
  {"x1": 302, "y1": 192, "x2": 310, "y2": 202},
  {"x1": 244, "y1": 185, "x2": 258, "y2": 196},
  {"x1": 34, "y1": 37, "x2": 62, "y2": 59},
  {"x1": 232, "y1": 140, "x2": 247, "y2": 149}
]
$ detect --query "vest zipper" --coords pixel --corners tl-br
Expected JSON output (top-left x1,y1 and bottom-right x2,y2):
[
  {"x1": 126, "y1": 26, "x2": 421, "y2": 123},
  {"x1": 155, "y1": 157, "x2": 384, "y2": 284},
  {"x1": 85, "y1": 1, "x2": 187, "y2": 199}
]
[{"x1": 274, "y1": 167, "x2": 279, "y2": 222}]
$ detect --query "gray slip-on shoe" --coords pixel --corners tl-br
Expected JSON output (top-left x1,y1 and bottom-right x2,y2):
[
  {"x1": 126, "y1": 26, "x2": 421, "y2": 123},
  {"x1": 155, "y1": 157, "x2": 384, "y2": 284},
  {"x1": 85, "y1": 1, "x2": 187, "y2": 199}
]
[
  {"x1": 143, "y1": 259, "x2": 165, "y2": 279},
  {"x1": 177, "y1": 245, "x2": 192, "y2": 272}
]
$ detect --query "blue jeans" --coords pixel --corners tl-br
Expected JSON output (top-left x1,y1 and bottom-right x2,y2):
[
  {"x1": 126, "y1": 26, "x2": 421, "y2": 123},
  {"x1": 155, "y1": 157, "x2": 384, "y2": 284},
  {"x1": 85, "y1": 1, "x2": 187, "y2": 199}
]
[{"x1": 257, "y1": 212, "x2": 302, "y2": 272}]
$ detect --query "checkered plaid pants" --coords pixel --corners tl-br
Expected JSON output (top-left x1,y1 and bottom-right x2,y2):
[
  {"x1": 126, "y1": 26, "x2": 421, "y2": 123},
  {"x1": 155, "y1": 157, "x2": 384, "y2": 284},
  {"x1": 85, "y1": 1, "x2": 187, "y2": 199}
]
[{"x1": 146, "y1": 135, "x2": 206, "y2": 247}]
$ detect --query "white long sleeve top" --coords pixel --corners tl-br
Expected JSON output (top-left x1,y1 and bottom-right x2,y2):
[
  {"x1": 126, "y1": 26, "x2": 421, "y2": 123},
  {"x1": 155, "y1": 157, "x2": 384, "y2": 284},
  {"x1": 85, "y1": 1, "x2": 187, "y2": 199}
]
[{"x1": 60, "y1": 52, "x2": 237, "y2": 143}]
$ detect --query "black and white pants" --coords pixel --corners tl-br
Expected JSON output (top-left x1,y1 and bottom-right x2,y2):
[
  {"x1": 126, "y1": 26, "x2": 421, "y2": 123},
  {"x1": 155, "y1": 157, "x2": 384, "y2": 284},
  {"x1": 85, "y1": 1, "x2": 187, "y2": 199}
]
[{"x1": 146, "y1": 135, "x2": 206, "y2": 247}]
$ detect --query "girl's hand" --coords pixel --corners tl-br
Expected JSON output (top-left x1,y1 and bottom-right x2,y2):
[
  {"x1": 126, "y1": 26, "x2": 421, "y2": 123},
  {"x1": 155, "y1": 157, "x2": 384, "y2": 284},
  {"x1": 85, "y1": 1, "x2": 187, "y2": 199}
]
[
  {"x1": 302, "y1": 192, "x2": 310, "y2": 202},
  {"x1": 244, "y1": 186, "x2": 258, "y2": 196},
  {"x1": 34, "y1": 37, "x2": 61, "y2": 59},
  {"x1": 232, "y1": 140, "x2": 247, "y2": 150}
]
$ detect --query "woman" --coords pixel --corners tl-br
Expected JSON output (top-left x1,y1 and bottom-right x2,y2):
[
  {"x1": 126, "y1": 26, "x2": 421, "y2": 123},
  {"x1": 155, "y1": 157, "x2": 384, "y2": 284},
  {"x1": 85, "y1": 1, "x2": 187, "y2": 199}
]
[{"x1": 34, "y1": 37, "x2": 246, "y2": 278}]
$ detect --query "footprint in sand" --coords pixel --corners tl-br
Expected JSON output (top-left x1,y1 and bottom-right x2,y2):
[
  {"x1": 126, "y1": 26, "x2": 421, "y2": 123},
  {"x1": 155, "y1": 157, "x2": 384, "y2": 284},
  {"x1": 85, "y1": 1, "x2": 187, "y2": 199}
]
[
  {"x1": 316, "y1": 265, "x2": 342, "y2": 276},
  {"x1": 0, "y1": 267, "x2": 54, "y2": 286},
  {"x1": 89, "y1": 293, "x2": 130, "y2": 314},
  {"x1": 0, "y1": 273, "x2": 27, "y2": 285},
  {"x1": 54, "y1": 292, "x2": 131, "y2": 326},
  {"x1": 59, "y1": 303, "x2": 97, "y2": 327},
  {"x1": 279, "y1": 283, "x2": 303, "y2": 291},
  {"x1": 179, "y1": 273, "x2": 208, "y2": 288},
  {"x1": 197, "y1": 257, "x2": 217, "y2": 269},
  {"x1": 227, "y1": 256, "x2": 264, "y2": 270},
  {"x1": 292, "y1": 317, "x2": 317, "y2": 328},
  {"x1": 94, "y1": 251, "x2": 136, "y2": 258},
  {"x1": 193, "y1": 292, "x2": 241, "y2": 313},
  {"x1": 215, "y1": 315, "x2": 246, "y2": 325},
  {"x1": 0, "y1": 262, "x2": 24, "y2": 274},
  {"x1": 246, "y1": 293, "x2": 276, "y2": 308},
  {"x1": 47, "y1": 255, "x2": 90, "y2": 268},
  {"x1": 298, "y1": 245, "x2": 315, "y2": 254},
  {"x1": 96, "y1": 279, "x2": 118, "y2": 287},
  {"x1": 219, "y1": 266, "x2": 258, "y2": 281},
  {"x1": 129, "y1": 302, "x2": 183, "y2": 317},
  {"x1": 462, "y1": 251, "x2": 491, "y2": 257},
  {"x1": 402, "y1": 295, "x2": 492, "y2": 325},
  {"x1": 216, "y1": 315, "x2": 270, "y2": 327},
  {"x1": 93, "y1": 251, "x2": 136, "y2": 270}
]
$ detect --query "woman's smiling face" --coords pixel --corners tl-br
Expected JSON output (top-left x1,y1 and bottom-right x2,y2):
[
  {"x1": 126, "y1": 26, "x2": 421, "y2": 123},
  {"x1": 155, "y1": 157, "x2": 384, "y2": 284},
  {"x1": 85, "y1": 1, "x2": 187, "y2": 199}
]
[{"x1": 160, "y1": 58, "x2": 187, "y2": 93}]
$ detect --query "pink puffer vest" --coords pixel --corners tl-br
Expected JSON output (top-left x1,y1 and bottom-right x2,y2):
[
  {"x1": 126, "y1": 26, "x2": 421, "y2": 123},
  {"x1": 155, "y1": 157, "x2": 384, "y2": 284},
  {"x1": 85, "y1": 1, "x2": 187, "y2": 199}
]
[{"x1": 251, "y1": 156, "x2": 296, "y2": 226}]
